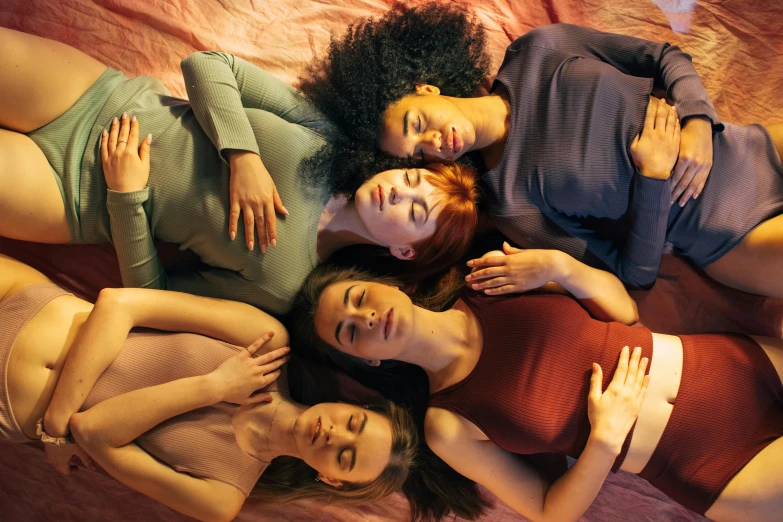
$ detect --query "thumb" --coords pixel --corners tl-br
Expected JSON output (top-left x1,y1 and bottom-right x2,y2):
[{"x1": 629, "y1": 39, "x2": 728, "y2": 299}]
[
  {"x1": 139, "y1": 134, "x2": 152, "y2": 166},
  {"x1": 273, "y1": 187, "x2": 288, "y2": 216},
  {"x1": 503, "y1": 241, "x2": 522, "y2": 254},
  {"x1": 589, "y1": 363, "x2": 603, "y2": 402}
]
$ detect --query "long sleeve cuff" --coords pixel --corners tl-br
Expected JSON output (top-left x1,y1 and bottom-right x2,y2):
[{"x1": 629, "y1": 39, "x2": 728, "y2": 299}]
[
  {"x1": 660, "y1": 45, "x2": 724, "y2": 132},
  {"x1": 106, "y1": 188, "x2": 166, "y2": 289}
]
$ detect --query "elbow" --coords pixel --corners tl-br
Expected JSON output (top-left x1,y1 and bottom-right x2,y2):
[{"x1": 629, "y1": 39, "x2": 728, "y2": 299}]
[
  {"x1": 625, "y1": 299, "x2": 640, "y2": 326},
  {"x1": 203, "y1": 499, "x2": 243, "y2": 522}
]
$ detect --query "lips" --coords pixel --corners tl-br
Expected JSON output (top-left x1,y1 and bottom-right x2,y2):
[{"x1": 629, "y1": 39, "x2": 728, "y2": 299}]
[
  {"x1": 451, "y1": 127, "x2": 462, "y2": 155},
  {"x1": 377, "y1": 184, "x2": 385, "y2": 211},
  {"x1": 311, "y1": 416, "x2": 322, "y2": 444},
  {"x1": 383, "y1": 308, "x2": 394, "y2": 340}
]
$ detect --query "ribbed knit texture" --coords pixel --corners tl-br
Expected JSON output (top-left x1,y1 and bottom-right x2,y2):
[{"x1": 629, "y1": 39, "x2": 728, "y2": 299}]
[
  {"x1": 639, "y1": 333, "x2": 783, "y2": 514},
  {"x1": 81, "y1": 328, "x2": 266, "y2": 497},
  {"x1": 28, "y1": 53, "x2": 332, "y2": 315},
  {"x1": 429, "y1": 291, "x2": 653, "y2": 468},
  {"x1": 0, "y1": 284, "x2": 71, "y2": 443},
  {"x1": 484, "y1": 24, "x2": 783, "y2": 288}
]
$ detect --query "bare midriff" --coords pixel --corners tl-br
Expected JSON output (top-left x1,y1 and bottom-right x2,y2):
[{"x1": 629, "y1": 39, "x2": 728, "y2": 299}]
[
  {"x1": 6, "y1": 294, "x2": 92, "y2": 439},
  {"x1": 620, "y1": 332, "x2": 683, "y2": 473}
]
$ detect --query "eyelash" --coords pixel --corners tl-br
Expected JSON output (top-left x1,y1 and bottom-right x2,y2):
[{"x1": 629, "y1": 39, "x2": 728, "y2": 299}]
[
  {"x1": 350, "y1": 291, "x2": 366, "y2": 343},
  {"x1": 417, "y1": 117, "x2": 425, "y2": 164}
]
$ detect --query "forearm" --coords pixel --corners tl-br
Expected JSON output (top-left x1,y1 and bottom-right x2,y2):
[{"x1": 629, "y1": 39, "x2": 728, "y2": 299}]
[
  {"x1": 71, "y1": 374, "x2": 220, "y2": 449},
  {"x1": 540, "y1": 437, "x2": 618, "y2": 522},
  {"x1": 106, "y1": 189, "x2": 168, "y2": 290},
  {"x1": 44, "y1": 296, "x2": 135, "y2": 437},
  {"x1": 553, "y1": 252, "x2": 639, "y2": 325},
  {"x1": 658, "y1": 45, "x2": 721, "y2": 129}
]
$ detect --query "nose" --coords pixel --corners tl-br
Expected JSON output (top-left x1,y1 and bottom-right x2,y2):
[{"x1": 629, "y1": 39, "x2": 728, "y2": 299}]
[
  {"x1": 388, "y1": 185, "x2": 416, "y2": 206},
  {"x1": 325, "y1": 424, "x2": 354, "y2": 445},
  {"x1": 351, "y1": 307, "x2": 377, "y2": 328},
  {"x1": 418, "y1": 130, "x2": 442, "y2": 155}
]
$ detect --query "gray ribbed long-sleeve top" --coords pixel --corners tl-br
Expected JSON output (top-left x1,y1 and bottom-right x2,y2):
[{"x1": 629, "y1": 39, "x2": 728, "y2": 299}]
[
  {"x1": 483, "y1": 24, "x2": 724, "y2": 288},
  {"x1": 97, "y1": 53, "x2": 331, "y2": 315}
]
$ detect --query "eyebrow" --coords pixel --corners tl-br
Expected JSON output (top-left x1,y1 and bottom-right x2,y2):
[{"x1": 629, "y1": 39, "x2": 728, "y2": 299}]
[
  {"x1": 403, "y1": 111, "x2": 410, "y2": 137},
  {"x1": 334, "y1": 285, "x2": 357, "y2": 346},
  {"x1": 360, "y1": 412, "x2": 368, "y2": 434}
]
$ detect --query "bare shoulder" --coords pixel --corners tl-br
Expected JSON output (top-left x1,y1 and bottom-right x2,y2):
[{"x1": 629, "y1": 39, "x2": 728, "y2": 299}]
[
  {"x1": 424, "y1": 407, "x2": 486, "y2": 452},
  {"x1": 0, "y1": 254, "x2": 52, "y2": 301}
]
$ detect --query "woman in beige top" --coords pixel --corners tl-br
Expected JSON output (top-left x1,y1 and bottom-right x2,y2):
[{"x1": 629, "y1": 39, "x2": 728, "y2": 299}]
[{"x1": 0, "y1": 253, "x2": 417, "y2": 522}]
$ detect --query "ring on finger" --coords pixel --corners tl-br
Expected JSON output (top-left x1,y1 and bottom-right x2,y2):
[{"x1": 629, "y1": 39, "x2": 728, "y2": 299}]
[{"x1": 117, "y1": 140, "x2": 127, "y2": 144}]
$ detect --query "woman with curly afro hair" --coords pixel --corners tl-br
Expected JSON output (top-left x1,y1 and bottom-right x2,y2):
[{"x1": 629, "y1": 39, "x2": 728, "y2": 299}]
[{"x1": 300, "y1": 1, "x2": 783, "y2": 301}]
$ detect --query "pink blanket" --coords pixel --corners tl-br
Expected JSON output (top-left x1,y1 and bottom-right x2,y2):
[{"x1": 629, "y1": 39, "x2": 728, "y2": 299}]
[{"x1": 1, "y1": 0, "x2": 781, "y2": 520}]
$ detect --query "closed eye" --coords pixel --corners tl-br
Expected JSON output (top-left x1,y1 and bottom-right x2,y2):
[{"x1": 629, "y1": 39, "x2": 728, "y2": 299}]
[{"x1": 350, "y1": 325, "x2": 356, "y2": 343}]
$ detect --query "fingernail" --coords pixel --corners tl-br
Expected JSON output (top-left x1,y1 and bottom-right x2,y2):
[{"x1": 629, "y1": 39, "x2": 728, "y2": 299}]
[
  {"x1": 466, "y1": 261, "x2": 474, "y2": 267},
  {"x1": 261, "y1": 243, "x2": 267, "y2": 254},
  {"x1": 230, "y1": 231, "x2": 236, "y2": 241},
  {"x1": 634, "y1": 347, "x2": 641, "y2": 353},
  {"x1": 248, "y1": 241, "x2": 254, "y2": 251},
  {"x1": 269, "y1": 331, "x2": 275, "y2": 336},
  {"x1": 146, "y1": 134, "x2": 152, "y2": 144},
  {"x1": 102, "y1": 128, "x2": 107, "y2": 136},
  {"x1": 472, "y1": 284, "x2": 479, "y2": 289},
  {"x1": 271, "y1": 239, "x2": 277, "y2": 248},
  {"x1": 131, "y1": 115, "x2": 137, "y2": 123},
  {"x1": 680, "y1": 200, "x2": 685, "y2": 207},
  {"x1": 122, "y1": 112, "x2": 127, "y2": 120},
  {"x1": 112, "y1": 117, "x2": 118, "y2": 124},
  {"x1": 283, "y1": 207, "x2": 290, "y2": 216}
]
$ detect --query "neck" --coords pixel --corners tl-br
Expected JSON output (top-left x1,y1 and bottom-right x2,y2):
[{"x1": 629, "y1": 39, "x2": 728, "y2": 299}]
[
  {"x1": 234, "y1": 393, "x2": 307, "y2": 462},
  {"x1": 447, "y1": 94, "x2": 510, "y2": 153},
  {"x1": 396, "y1": 300, "x2": 478, "y2": 390},
  {"x1": 317, "y1": 196, "x2": 383, "y2": 260}
]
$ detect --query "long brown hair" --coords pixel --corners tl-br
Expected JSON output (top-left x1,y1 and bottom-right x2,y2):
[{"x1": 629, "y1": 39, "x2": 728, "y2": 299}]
[
  {"x1": 288, "y1": 263, "x2": 491, "y2": 520},
  {"x1": 250, "y1": 400, "x2": 417, "y2": 505}
]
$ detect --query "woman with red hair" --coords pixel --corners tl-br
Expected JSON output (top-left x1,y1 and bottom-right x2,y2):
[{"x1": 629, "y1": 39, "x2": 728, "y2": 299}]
[{"x1": 0, "y1": 28, "x2": 479, "y2": 314}]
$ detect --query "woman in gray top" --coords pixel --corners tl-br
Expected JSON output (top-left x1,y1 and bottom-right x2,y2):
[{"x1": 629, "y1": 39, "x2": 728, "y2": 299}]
[
  {"x1": 302, "y1": 2, "x2": 783, "y2": 298},
  {"x1": 0, "y1": 27, "x2": 480, "y2": 315}
]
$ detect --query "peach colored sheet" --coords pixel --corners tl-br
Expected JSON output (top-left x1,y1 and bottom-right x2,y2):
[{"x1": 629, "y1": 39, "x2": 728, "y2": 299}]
[{"x1": 1, "y1": 0, "x2": 781, "y2": 521}]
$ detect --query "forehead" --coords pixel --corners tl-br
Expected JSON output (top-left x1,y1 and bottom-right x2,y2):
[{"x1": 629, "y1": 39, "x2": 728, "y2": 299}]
[
  {"x1": 314, "y1": 282, "x2": 350, "y2": 340},
  {"x1": 350, "y1": 409, "x2": 393, "y2": 482}
]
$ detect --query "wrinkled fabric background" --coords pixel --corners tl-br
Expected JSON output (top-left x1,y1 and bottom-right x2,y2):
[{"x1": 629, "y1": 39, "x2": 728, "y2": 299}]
[{"x1": 1, "y1": 0, "x2": 781, "y2": 520}]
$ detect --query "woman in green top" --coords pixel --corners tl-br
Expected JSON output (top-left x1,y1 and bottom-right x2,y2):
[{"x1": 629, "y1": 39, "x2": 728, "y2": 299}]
[{"x1": 0, "y1": 28, "x2": 480, "y2": 315}]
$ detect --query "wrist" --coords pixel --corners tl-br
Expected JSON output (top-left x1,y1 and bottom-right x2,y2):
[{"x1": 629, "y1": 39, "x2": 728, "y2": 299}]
[
  {"x1": 226, "y1": 149, "x2": 259, "y2": 165},
  {"x1": 549, "y1": 250, "x2": 575, "y2": 285},
  {"x1": 202, "y1": 373, "x2": 226, "y2": 405},
  {"x1": 636, "y1": 167, "x2": 671, "y2": 180},
  {"x1": 586, "y1": 431, "x2": 623, "y2": 458}
]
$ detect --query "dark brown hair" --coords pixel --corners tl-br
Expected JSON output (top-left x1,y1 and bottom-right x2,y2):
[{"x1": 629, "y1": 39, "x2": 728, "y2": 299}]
[{"x1": 250, "y1": 399, "x2": 417, "y2": 505}]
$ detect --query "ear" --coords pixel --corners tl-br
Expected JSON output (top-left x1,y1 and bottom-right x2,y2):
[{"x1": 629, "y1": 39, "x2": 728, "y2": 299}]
[
  {"x1": 318, "y1": 474, "x2": 344, "y2": 489},
  {"x1": 390, "y1": 245, "x2": 415, "y2": 260},
  {"x1": 415, "y1": 84, "x2": 441, "y2": 96},
  {"x1": 364, "y1": 359, "x2": 381, "y2": 367}
]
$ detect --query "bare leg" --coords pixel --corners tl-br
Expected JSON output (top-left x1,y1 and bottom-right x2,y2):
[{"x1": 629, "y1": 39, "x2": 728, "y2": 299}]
[
  {"x1": 0, "y1": 129, "x2": 70, "y2": 242},
  {"x1": 0, "y1": 28, "x2": 108, "y2": 243},
  {"x1": 0, "y1": 27, "x2": 107, "y2": 133},
  {"x1": 705, "y1": 335, "x2": 783, "y2": 522},
  {"x1": 704, "y1": 213, "x2": 783, "y2": 299}
]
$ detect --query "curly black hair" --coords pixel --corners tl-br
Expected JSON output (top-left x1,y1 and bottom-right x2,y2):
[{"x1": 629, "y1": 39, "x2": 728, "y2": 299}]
[{"x1": 299, "y1": 1, "x2": 491, "y2": 151}]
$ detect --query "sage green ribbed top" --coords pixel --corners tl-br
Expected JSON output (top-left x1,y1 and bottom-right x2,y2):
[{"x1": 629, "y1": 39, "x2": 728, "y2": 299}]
[{"x1": 82, "y1": 53, "x2": 331, "y2": 315}]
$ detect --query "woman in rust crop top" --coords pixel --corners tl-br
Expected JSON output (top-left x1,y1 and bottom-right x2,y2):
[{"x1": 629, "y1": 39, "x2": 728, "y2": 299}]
[
  {"x1": 0, "y1": 254, "x2": 417, "y2": 522},
  {"x1": 302, "y1": 249, "x2": 783, "y2": 522}
]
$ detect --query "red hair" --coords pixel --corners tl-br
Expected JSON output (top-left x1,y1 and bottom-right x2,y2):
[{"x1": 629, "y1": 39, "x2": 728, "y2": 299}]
[{"x1": 410, "y1": 162, "x2": 480, "y2": 276}]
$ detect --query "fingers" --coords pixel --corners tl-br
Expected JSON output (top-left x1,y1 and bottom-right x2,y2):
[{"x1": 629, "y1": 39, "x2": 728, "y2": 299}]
[
  {"x1": 655, "y1": 98, "x2": 668, "y2": 130},
  {"x1": 256, "y1": 369, "x2": 282, "y2": 389},
  {"x1": 246, "y1": 332, "x2": 275, "y2": 355},
  {"x1": 502, "y1": 242, "x2": 522, "y2": 255},
  {"x1": 229, "y1": 201, "x2": 240, "y2": 242},
  {"x1": 244, "y1": 206, "x2": 255, "y2": 251},
  {"x1": 243, "y1": 392, "x2": 274, "y2": 405},
  {"x1": 671, "y1": 164, "x2": 697, "y2": 205},
  {"x1": 128, "y1": 115, "x2": 140, "y2": 150},
  {"x1": 272, "y1": 187, "x2": 289, "y2": 217},
  {"x1": 108, "y1": 116, "x2": 120, "y2": 154},
  {"x1": 466, "y1": 256, "x2": 505, "y2": 269},
  {"x1": 253, "y1": 346, "x2": 291, "y2": 365},
  {"x1": 677, "y1": 167, "x2": 703, "y2": 206},
  {"x1": 484, "y1": 284, "x2": 518, "y2": 295},
  {"x1": 624, "y1": 346, "x2": 641, "y2": 388},
  {"x1": 634, "y1": 356, "x2": 649, "y2": 395},
  {"x1": 139, "y1": 133, "x2": 152, "y2": 167},
  {"x1": 264, "y1": 200, "x2": 276, "y2": 251},
  {"x1": 643, "y1": 96, "x2": 657, "y2": 131},
  {"x1": 466, "y1": 266, "x2": 506, "y2": 282},
  {"x1": 589, "y1": 363, "x2": 603, "y2": 402},
  {"x1": 666, "y1": 103, "x2": 678, "y2": 133},
  {"x1": 117, "y1": 112, "x2": 131, "y2": 149},
  {"x1": 256, "y1": 355, "x2": 289, "y2": 376},
  {"x1": 611, "y1": 346, "x2": 630, "y2": 386},
  {"x1": 101, "y1": 128, "x2": 109, "y2": 164},
  {"x1": 469, "y1": 276, "x2": 510, "y2": 291}
]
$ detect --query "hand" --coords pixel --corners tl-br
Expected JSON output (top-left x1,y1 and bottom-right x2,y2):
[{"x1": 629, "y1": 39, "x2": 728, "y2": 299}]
[
  {"x1": 465, "y1": 242, "x2": 559, "y2": 295},
  {"x1": 208, "y1": 332, "x2": 290, "y2": 405},
  {"x1": 587, "y1": 346, "x2": 650, "y2": 455},
  {"x1": 630, "y1": 97, "x2": 681, "y2": 181},
  {"x1": 101, "y1": 113, "x2": 152, "y2": 192},
  {"x1": 226, "y1": 150, "x2": 289, "y2": 252},
  {"x1": 45, "y1": 443, "x2": 97, "y2": 476},
  {"x1": 670, "y1": 117, "x2": 713, "y2": 206}
]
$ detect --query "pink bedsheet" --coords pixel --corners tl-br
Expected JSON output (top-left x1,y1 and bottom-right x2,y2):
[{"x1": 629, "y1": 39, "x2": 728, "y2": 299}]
[{"x1": 1, "y1": 0, "x2": 781, "y2": 521}]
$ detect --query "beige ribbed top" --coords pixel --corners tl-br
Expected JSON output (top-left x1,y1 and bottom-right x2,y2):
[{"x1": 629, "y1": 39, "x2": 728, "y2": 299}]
[{"x1": 82, "y1": 53, "x2": 332, "y2": 315}]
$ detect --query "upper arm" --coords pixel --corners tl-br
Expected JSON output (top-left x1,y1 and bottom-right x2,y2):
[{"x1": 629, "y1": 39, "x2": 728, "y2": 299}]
[
  {"x1": 424, "y1": 408, "x2": 550, "y2": 521},
  {"x1": 75, "y1": 436, "x2": 245, "y2": 522}
]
